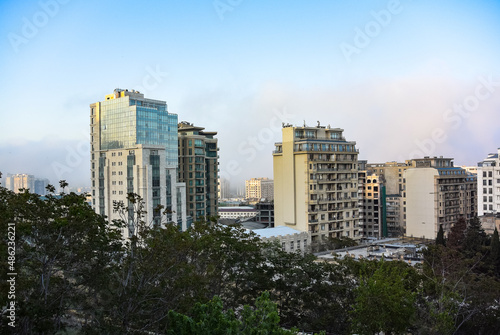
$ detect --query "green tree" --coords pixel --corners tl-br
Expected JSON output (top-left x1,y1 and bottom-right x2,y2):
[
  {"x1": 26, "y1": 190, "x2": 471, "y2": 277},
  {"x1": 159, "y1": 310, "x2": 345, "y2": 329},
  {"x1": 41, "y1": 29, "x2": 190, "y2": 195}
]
[
  {"x1": 447, "y1": 216, "x2": 467, "y2": 250},
  {"x1": 463, "y1": 217, "x2": 487, "y2": 258},
  {"x1": 490, "y1": 228, "x2": 500, "y2": 276},
  {"x1": 167, "y1": 291, "x2": 299, "y2": 335},
  {"x1": 350, "y1": 260, "x2": 416, "y2": 335},
  {"x1": 436, "y1": 224, "x2": 446, "y2": 246},
  {"x1": 0, "y1": 183, "x2": 123, "y2": 334}
]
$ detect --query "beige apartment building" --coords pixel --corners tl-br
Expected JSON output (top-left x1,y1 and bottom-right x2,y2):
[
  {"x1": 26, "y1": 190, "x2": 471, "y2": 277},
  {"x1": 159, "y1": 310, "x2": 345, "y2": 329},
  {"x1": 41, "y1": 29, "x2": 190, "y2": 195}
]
[
  {"x1": 178, "y1": 122, "x2": 218, "y2": 220},
  {"x1": 362, "y1": 162, "x2": 409, "y2": 238},
  {"x1": 6, "y1": 174, "x2": 35, "y2": 193},
  {"x1": 245, "y1": 177, "x2": 274, "y2": 200},
  {"x1": 406, "y1": 157, "x2": 477, "y2": 239},
  {"x1": 273, "y1": 123, "x2": 360, "y2": 244},
  {"x1": 358, "y1": 173, "x2": 382, "y2": 238}
]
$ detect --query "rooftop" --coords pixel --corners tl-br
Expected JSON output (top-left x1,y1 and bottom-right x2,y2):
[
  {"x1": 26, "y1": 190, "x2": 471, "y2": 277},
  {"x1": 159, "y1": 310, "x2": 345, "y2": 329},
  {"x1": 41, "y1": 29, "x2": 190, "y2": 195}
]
[{"x1": 252, "y1": 225, "x2": 305, "y2": 239}]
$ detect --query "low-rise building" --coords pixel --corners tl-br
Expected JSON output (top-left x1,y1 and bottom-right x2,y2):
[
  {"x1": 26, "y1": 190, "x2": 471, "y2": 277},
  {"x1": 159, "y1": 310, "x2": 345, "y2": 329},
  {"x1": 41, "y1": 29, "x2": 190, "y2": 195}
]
[
  {"x1": 252, "y1": 226, "x2": 310, "y2": 253},
  {"x1": 218, "y1": 206, "x2": 258, "y2": 220}
]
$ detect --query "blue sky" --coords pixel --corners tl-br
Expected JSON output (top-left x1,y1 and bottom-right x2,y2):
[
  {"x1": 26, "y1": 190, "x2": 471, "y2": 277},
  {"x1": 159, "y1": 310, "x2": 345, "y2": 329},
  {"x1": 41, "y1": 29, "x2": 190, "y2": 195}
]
[{"x1": 1, "y1": 0, "x2": 500, "y2": 188}]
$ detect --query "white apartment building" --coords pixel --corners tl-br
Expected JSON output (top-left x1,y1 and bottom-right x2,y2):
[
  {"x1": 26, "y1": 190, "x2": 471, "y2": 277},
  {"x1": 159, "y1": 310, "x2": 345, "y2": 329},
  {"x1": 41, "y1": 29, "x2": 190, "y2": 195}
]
[
  {"x1": 477, "y1": 148, "x2": 500, "y2": 216},
  {"x1": 90, "y1": 89, "x2": 189, "y2": 238}
]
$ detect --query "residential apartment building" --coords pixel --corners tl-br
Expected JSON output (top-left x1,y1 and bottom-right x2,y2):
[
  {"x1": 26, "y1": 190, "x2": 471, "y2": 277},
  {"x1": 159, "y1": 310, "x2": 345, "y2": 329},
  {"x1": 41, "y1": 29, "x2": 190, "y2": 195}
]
[
  {"x1": 359, "y1": 173, "x2": 383, "y2": 238},
  {"x1": 406, "y1": 157, "x2": 477, "y2": 239},
  {"x1": 245, "y1": 178, "x2": 274, "y2": 200},
  {"x1": 90, "y1": 89, "x2": 189, "y2": 238},
  {"x1": 5, "y1": 173, "x2": 34, "y2": 193},
  {"x1": 273, "y1": 123, "x2": 360, "y2": 244},
  {"x1": 218, "y1": 177, "x2": 230, "y2": 200},
  {"x1": 178, "y1": 122, "x2": 218, "y2": 220},
  {"x1": 477, "y1": 148, "x2": 500, "y2": 216},
  {"x1": 34, "y1": 178, "x2": 49, "y2": 195},
  {"x1": 386, "y1": 195, "x2": 404, "y2": 237},
  {"x1": 362, "y1": 162, "x2": 409, "y2": 238},
  {"x1": 255, "y1": 201, "x2": 274, "y2": 227},
  {"x1": 252, "y1": 226, "x2": 309, "y2": 254},
  {"x1": 4, "y1": 174, "x2": 50, "y2": 195},
  {"x1": 218, "y1": 206, "x2": 258, "y2": 220}
]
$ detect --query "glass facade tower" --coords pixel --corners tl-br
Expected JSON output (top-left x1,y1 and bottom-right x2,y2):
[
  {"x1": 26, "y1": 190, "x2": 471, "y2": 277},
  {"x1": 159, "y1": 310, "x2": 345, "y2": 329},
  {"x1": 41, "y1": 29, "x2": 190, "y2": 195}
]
[
  {"x1": 90, "y1": 89, "x2": 188, "y2": 237},
  {"x1": 98, "y1": 91, "x2": 178, "y2": 166}
]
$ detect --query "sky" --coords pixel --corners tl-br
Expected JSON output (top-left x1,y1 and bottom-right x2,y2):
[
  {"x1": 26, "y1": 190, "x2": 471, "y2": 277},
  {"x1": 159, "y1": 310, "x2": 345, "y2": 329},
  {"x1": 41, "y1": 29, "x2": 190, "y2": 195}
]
[{"x1": 1, "y1": 0, "x2": 500, "y2": 190}]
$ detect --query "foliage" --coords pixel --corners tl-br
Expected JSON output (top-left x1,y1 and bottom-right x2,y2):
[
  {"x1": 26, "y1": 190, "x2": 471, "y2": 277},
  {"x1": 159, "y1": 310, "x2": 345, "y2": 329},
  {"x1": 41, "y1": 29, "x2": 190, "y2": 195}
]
[
  {"x1": 2, "y1": 183, "x2": 500, "y2": 335},
  {"x1": 436, "y1": 224, "x2": 445, "y2": 246},
  {"x1": 349, "y1": 260, "x2": 417, "y2": 335},
  {"x1": 0, "y1": 182, "x2": 123, "y2": 334},
  {"x1": 490, "y1": 228, "x2": 500, "y2": 276},
  {"x1": 167, "y1": 292, "x2": 299, "y2": 335}
]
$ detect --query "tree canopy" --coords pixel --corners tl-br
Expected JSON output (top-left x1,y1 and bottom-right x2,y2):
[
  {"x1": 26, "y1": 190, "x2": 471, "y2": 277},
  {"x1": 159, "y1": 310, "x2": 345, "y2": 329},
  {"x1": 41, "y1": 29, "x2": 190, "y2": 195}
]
[{"x1": 1, "y1": 182, "x2": 499, "y2": 334}]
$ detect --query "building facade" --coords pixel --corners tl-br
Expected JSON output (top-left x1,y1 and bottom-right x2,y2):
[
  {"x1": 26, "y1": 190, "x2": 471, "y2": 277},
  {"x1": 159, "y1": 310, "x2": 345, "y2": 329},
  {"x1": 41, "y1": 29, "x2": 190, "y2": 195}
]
[
  {"x1": 406, "y1": 157, "x2": 477, "y2": 239},
  {"x1": 218, "y1": 177, "x2": 230, "y2": 200},
  {"x1": 477, "y1": 148, "x2": 500, "y2": 216},
  {"x1": 252, "y1": 226, "x2": 310, "y2": 254},
  {"x1": 218, "y1": 206, "x2": 258, "y2": 220},
  {"x1": 178, "y1": 122, "x2": 218, "y2": 220},
  {"x1": 90, "y1": 89, "x2": 188, "y2": 238},
  {"x1": 273, "y1": 123, "x2": 360, "y2": 244},
  {"x1": 5, "y1": 174, "x2": 35, "y2": 193},
  {"x1": 245, "y1": 178, "x2": 274, "y2": 200},
  {"x1": 359, "y1": 173, "x2": 383, "y2": 238},
  {"x1": 255, "y1": 201, "x2": 274, "y2": 227}
]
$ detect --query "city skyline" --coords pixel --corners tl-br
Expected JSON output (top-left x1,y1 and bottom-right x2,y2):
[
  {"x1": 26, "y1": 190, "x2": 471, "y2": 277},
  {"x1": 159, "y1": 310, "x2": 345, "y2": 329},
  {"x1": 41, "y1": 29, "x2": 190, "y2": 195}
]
[{"x1": 1, "y1": 0, "x2": 500, "y2": 187}]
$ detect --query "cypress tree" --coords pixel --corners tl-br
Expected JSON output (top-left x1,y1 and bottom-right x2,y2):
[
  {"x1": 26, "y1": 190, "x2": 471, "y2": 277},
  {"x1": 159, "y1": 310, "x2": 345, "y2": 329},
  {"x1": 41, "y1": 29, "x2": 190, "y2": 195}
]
[
  {"x1": 436, "y1": 224, "x2": 445, "y2": 246},
  {"x1": 490, "y1": 228, "x2": 500, "y2": 276}
]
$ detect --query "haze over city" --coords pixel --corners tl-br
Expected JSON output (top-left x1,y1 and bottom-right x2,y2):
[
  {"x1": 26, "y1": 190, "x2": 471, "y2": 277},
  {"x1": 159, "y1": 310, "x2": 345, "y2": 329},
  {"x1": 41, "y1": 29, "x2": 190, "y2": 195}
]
[{"x1": 1, "y1": 0, "x2": 500, "y2": 188}]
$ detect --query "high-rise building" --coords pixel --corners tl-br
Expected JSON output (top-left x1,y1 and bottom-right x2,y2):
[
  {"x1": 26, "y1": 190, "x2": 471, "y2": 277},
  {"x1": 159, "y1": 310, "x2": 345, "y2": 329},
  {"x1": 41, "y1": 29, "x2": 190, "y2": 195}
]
[
  {"x1": 245, "y1": 178, "x2": 274, "y2": 200},
  {"x1": 406, "y1": 157, "x2": 477, "y2": 239},
  {"x1": 363, "y1": 161, "x2": 410, "y2": 238},
  {"x1": 358, "y1": 173, "x2": 383, "y2": 238},
  {"x1": 273, "y1": 123, "x2": 360, "y2": 244},
  {"x1": 90, "y1": 89, "x2": 188, "y2": 238},
  {"x1": 34, "y1": 178, "x2": 50, "y2": 196},
  {"x1": 5, "y1": 173, "x2": 35, "y2": 193},
  {"x1": 218, "y1": 177, "x2": 230, "y2": 200},
  {"x1": 177, "y1": 122, "x2": 218, "y2": 220},
  {"x1": 477, "y1": 148, "x2": 500, "y2": 216}
]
